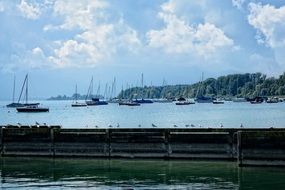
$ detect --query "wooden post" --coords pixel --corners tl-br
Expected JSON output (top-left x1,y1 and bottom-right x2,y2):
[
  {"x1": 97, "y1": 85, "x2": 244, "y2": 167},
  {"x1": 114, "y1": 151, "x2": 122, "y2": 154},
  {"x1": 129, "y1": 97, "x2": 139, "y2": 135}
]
[
  {"x1": 0, "y1": 127, "x2": 3, "y2": 156},
  {"x1": 50, "y1": 128, "x2": 55, "y2": 157},
  {"x1": 237, "y1": 131, "x2": 242, "y2": 166}
]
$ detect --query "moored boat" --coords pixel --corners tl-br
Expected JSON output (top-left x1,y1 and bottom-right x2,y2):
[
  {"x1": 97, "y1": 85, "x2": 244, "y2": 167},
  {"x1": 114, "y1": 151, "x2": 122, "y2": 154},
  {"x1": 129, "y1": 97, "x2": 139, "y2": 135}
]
[
  {"x1": 15, "y1": 74, "x2": 49, "y2": 113},
  {"x1": 86, "y1": 98, "x2": 108, "y2": 106},
  {"x1": 71, "y1": 84, "x2": 87, "y2": 107},
  {"x1": 17, "y1": 105, "x2": 49, "y2": 112},
  {"x1": 6, "y1": 76, "x2": 39, "y2": 107},
  {"x1": 213, "y1": 99, "x2": 224, "y2": 104},
  {"x1": 176, "y1": 101, "x2": 195, "y2": 105},
  {"x1": 133, "y1": 98, "x2": 153, "y2": 104}
]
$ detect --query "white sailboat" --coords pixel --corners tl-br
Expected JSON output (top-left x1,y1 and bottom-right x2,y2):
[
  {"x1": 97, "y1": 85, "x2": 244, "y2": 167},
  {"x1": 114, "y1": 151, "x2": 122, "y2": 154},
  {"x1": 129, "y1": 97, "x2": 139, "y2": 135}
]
[{"x1": 71, "y1": 84, "x2": 87, "y2": 107}]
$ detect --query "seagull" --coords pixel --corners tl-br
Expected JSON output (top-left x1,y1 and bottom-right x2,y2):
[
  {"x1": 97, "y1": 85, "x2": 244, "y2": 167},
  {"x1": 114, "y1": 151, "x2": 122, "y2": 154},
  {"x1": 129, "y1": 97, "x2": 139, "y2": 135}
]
[
  {"x1": 199, "y1": 125, "x2": 202, "y2": 128},
  {"x1": 173, "y1": 124, "x2": 178, "y2": 128},
  {"x1": 152, "y1": 123, "x2": 157, "y2": 128},
  {"x1": 17, "y1": 122, "x2": 22, "y2": 126},
  {"x1": 95, "y1": 125, "x2": 99, "y2": 128},
  {"x1": 116, "y1": 123, "x2": 120, "y2": 128},
  {"x1": 240, "y1": 123, "x2": 243, "y2": 128},
  {"x1": 108, "y1": 124, "x2": 113, "y2": 128},
  {"x1": 138, "y1": 124, "x2": 142, "y2": 128},
  {"x1": 191, "y1": 124, "x2": 195, "y2": 128},
  {"x1": 220, "y1": 123, "x2": 223, "y2": 128},
  {"x1": 35, "y1": 122, "x2": 40, "y2": 125},
  {"x1": 185, "y1": 124, "x2": 190, "y2": 128}
]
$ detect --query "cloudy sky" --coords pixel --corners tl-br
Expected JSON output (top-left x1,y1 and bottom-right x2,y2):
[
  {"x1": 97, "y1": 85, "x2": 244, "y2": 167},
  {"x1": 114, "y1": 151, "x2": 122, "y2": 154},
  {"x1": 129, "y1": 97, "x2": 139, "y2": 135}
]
[{"x1": 0, "y1": 0, "x2": 285, "y2": 100}]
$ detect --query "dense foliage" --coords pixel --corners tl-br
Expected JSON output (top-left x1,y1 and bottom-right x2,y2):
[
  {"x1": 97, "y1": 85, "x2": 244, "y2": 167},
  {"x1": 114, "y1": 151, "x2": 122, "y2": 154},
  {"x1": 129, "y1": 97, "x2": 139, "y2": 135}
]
[{"x1": 118, "y1": 73, "x2": 285, "y2": 99}]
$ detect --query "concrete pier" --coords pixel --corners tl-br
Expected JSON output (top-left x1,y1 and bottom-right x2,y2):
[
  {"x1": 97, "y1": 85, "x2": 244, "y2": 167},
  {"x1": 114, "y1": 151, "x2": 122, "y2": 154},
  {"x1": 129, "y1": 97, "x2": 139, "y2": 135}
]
[{"x1": 0, "y1": 126, "x2": 285, "y2": 166}]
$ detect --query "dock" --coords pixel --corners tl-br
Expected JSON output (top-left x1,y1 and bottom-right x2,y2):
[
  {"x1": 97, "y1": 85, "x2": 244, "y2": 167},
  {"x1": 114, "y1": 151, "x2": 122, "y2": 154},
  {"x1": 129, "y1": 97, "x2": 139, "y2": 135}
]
[{"x1": 0, "y1": 126, "x2": 285, "y2": 167}]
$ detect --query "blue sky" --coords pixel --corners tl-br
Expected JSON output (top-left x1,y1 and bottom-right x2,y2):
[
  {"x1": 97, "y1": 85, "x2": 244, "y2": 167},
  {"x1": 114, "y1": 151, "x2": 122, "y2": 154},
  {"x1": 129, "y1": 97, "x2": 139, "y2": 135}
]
[{"x1": 0, "y1": 0, "x2": 285, "y2": 100}]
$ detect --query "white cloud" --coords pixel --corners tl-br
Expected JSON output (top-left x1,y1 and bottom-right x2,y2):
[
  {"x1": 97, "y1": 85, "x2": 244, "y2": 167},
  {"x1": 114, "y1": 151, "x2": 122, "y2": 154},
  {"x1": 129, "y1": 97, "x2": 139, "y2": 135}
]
[
  {"x1": 248, "y1": 3, "x2": 285, "y2": 70},
  {"x1": 232, "y1": 0, "x2": 247, "y2": 10},
  {"x1": 47, "y1": 1, "x2": 141, "y2": 68},
  {"x1": 52, "y1": 0, "x2": 108, "y2": 30},
  {"x1": 0, "y1": 2, "x2": 4, "y2": 12},
  {"x1": 146, "y1": 2, "x2": 234, "y2": 58},
  {"x1": 248, "y1": 3, "x2": 285, "y2": 48},
  {"x1": 17, "y1": 0, "x2": 41, "y2": 20}
]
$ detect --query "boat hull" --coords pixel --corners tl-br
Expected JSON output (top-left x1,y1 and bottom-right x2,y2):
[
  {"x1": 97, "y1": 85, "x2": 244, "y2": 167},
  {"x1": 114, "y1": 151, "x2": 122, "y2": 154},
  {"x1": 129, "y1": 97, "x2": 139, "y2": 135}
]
[
  {"x1": 71, "y1": 103, "x2": 87, "y2": 107},
  {"x1": 176, "y1": 102, "x2": 195, "y2": 105},
  {"x1": 17, "y1": 107, "x2": 49, "y2": 112},
  {"x1": 213, "y1": 101, "x2": 224, "y2": 104},
  {"x1": 86, "y1": 101, "x2": 108, "y2": 106},
  {"x1": 134, "y1": 99, "x2": 153, "y2": 104}
]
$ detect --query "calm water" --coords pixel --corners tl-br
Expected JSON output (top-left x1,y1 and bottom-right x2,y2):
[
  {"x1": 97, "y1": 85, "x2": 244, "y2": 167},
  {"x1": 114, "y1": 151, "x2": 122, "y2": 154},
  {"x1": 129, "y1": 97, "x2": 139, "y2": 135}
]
[
  {"x1": 1, "y1": 100, "x2": 285, "y2": 128},
  {"x1": 0, "y1": 158, "x2": 285, "y2": 189}
]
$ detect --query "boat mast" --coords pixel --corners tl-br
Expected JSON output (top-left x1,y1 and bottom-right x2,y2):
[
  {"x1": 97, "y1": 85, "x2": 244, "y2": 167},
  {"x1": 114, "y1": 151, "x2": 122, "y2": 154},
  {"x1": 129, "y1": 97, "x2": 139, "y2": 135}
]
[
  {"x1": 12, "y1": 76, "x2": 15, "y2": 103},
  {"x1": 85, "y1": 76, "x2": 93, "y2": 101},
  {"x1": 75, "y1": 84, "x2": 78, "y2": 103},
  {"x1": 18, "y1": 74, "x2": 28, "y2": 103},
  {"x1": 26, "y1": 74, "x2": 28, "y2": 104},
  {"x1": 141, "y1": 73, "x2": 144, "y2": 99},
  {"x1": 96, "y1": 81, "x2": 101, "y2": 98}
]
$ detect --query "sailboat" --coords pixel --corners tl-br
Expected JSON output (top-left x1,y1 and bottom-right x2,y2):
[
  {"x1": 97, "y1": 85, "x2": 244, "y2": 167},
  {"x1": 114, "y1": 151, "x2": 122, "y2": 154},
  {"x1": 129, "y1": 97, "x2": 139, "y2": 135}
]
[
  {"x1": 85, "y1": 77, "x2": 108, "y2": 106},
  {"x1": 195, "y1": 73, "x2": 213, "y2": 103},
  {"x1": 71, "y1": 84, "x2": 87, "y2": 107},
  {"x1": 6, "y1": 76, "x2": 24, "y2": 108},
  {"x1": 175, "y1": 97, "x2": 195, "y2": 105},
  {"x1": 133, "y1": 73, "x2": 153, "y2": 104},
  {"x1": 16, "y1": 74, "x2": 49, "y2": 112},
  {"x1": 213, "y1": 80, "x2": 224, "y2": 104}
]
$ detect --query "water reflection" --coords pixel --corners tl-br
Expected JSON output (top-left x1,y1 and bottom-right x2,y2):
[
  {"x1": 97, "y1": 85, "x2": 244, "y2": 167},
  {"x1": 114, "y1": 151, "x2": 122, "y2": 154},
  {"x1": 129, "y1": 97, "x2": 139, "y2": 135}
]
[{"x1": 0, "y1": 158, "x2": 284, "y2": 189}]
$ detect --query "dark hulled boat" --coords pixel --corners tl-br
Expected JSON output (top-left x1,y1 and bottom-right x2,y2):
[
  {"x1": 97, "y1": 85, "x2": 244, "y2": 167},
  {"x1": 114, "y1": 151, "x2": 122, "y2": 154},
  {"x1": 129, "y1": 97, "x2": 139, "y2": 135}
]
[
  {"x1": 133, "y1": 98, "x2": 153, "y2": 104},
  {"x1": 86, "y1": 98, "x2": 108, "y2": 106},
  {"x1": 176, "y1": 101, "x2": 195, "y2": 105},
  {"x1": 17, "y1": 105, "x2": 49, "y2": 112},
  {"x1": 15, "y1": 74, "x2": 49, "y2": 113}
]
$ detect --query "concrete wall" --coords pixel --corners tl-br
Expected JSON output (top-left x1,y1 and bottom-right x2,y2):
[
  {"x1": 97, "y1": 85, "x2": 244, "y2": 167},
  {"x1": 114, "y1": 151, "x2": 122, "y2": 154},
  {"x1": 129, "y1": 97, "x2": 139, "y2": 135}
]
[
  {"x1": 238, "y1": 131, "x2": 285, "y2": 166},
  {"x1": 1, "y1": 127, "x2": 285, "y2": 166}
]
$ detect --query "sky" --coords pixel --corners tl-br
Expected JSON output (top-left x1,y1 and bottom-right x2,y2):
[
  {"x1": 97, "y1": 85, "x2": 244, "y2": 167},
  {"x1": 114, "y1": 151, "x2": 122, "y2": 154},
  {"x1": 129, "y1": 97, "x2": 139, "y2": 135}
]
[{"x1": 0, "y1": 0, "x2": 285, "y2": 100}]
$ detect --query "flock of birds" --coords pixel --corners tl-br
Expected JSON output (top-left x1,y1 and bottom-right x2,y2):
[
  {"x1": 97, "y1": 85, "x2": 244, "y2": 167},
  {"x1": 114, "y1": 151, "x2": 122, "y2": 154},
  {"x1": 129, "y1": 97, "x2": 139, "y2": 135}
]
[
  {"x1": 11, "y1": 121, "x2": 248, "y2": 129},
  {"x1": 86, "y1": 123, "x2": 246, "y2": 128}
]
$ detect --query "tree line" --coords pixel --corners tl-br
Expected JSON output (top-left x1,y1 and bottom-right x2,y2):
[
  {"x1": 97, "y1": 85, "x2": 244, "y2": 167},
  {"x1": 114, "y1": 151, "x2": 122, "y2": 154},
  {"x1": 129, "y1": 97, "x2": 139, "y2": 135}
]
[{"x1": 118, "y1": 72, "x2": 285, "y2": 99}]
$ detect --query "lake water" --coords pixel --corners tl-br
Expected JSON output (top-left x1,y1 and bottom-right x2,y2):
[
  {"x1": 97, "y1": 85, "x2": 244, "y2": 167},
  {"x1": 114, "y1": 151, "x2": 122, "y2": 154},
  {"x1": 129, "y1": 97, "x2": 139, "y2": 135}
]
[
  {"x1": 1, "y1": 100, "x2": 285, "y2": 128},
  {"x1": 1, "y1": 157, "x2": 285, "y2": 190}
]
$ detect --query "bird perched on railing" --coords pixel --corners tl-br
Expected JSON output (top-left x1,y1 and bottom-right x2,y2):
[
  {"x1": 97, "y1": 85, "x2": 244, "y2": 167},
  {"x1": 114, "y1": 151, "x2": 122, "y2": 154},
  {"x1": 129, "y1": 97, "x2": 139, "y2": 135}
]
[
  {"x1": 35, "y1": 122, "x2": 40, "y2": 126},
  {"x1": 240, "y1": 123, "x2": 243, "y2": 128},
  {"x1": 220, "y1": 123, "x2": 223, "y2": 128},
  {"x1": 138, "y1": 124, "x2": 142, "y2": 128},
  {"x1": 108, "y1": 124, "x2": 112, "y2": 128},
  {"x1": 152, "y1": 123, "x2": 157, "y2": 127},
  {"x1": 116, "y1": 123, "x2": 120, "y2": 128},
  {"x1": 95, "y1": 125, "x2": 99, "y2": 128},
  {"x1": 185, "y1": 124, "x2": 190, "y2": 128},
  {"x1": 173, "y1": 124, "x2": 178, "y2": 128},
  {"x1": 191, "y1": 124, "x2": 195, "y2": 128}
]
